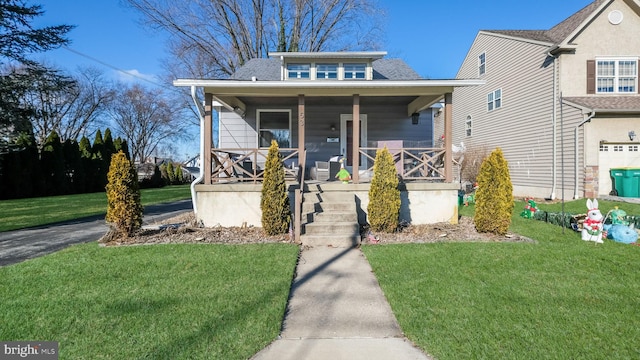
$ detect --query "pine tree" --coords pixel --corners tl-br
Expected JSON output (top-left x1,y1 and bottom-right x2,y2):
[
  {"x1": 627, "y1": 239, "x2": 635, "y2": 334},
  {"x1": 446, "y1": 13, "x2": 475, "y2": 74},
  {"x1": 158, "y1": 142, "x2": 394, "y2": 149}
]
[
  {"x1": 367, "y1": 146, "x2": 401, "y2": 232},
  {"x1": 40, "y1": 130, "x2": 66, "y2": 195},
  {"x1": 474, "y1": 148, "x2": 514, "y2": 235},
  {"x1": 261, "y1": 140, "x2": 291, "y2": 235},
  {"x1": 105, "y1": 151, "x2": 143, "y2": 237},
  {"x1": 166, "y1": 162, "x2": 176, "y2": 184}
]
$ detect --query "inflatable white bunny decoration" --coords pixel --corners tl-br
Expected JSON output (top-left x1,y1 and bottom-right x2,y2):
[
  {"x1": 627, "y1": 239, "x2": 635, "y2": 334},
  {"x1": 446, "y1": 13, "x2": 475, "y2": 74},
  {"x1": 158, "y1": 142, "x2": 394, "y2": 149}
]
[{"x1": 581, "y1": 199, "x2": 603, "y2": 243}]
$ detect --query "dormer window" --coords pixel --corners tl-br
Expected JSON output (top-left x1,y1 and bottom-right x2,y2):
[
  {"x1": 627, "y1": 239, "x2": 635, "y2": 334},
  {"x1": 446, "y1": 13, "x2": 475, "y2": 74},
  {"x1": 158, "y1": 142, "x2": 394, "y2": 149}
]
[
  {"x1": 317, "y1": 63, "x2": 338, "y2": 79},
  {"x1": 344, "y1": 63, "x2": 366, "y2": 79},
  {"x1": 287, "y1": 63, "x2": 310, "y2": 79}
]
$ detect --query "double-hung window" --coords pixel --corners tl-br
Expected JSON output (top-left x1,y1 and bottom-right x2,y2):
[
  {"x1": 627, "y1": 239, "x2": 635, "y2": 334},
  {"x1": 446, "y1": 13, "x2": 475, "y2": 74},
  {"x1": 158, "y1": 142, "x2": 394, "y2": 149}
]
[
  {"x1": 487, "y1": 89, "x2": 502, "y2": 111},
  {"x1": 596, "y1": 58, "x2": 637, "y2": 93},
  {"x1": 479, "y1": 52, "x2": 486, "y2": 76},
  {"x1": 465, "y1": 115, "x2": 472, "y2": 137},
  {"x1": 344, "y1": 63, "x2": 366, "y2": 79},
  {"x1": 258, "y1": 110, "x2": 291, "y2": 148},
  {"x1": 287, "y1": 63, "x2": 310, "y2": 79},
  {"x1": 317, "y1": 63, "x2": 338, "y2": 79}
]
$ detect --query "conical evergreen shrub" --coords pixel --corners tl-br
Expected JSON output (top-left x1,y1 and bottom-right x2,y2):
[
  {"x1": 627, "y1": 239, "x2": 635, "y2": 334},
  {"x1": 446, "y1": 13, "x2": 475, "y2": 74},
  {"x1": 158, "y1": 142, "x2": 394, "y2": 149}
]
[
  {"x1": 367, "y1": 146, "x2": 401, "y2": 232},
  {"x1": 474, "y1": 147, "x2": 514, "y2": 235},
  {"x1": 261, "y1": 140, "x2": 290, "y2": 235},
  {"x1": 105, "y1": 151, "x2": 143, "y2": 237}
]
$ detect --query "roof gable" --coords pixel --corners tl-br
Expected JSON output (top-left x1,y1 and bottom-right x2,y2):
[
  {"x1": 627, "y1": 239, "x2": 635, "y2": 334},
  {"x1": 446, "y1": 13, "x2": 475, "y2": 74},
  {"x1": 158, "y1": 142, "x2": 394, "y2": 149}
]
[{"x1": 482, "y1": 0, "x2": 612, "y2": 46}]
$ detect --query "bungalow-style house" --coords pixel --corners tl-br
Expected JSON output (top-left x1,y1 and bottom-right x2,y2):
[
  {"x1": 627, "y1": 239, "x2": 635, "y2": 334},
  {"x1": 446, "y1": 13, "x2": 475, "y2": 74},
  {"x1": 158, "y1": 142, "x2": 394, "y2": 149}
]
[
  {"x1": 174, "y1": 51, "x2": 482, "y2": 242},
  {"x1": 453, "y1": 0, "x2": 640, "y2": 200}
]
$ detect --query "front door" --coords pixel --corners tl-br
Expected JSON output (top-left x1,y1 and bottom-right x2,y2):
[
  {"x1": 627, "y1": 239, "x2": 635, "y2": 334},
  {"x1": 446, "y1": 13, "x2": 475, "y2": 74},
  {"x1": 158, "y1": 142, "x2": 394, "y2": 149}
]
[{"x1": 340, "y1": 114, "x2": 367, "y2": 167}]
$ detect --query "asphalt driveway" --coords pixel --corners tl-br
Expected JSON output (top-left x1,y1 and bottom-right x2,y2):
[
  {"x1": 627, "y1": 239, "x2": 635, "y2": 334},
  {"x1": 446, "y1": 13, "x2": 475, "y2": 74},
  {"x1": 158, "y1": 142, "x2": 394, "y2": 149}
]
[{"x1": 0, "y1": 200, "x2": 192, "y2": 267}]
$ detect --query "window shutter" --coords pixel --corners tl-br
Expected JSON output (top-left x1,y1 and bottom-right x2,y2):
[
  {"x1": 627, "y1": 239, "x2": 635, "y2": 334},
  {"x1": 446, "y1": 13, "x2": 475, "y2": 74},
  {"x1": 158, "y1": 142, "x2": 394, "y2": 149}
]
[{"x1": 586, "y1": 60, "x2": 596, "y2": 94}]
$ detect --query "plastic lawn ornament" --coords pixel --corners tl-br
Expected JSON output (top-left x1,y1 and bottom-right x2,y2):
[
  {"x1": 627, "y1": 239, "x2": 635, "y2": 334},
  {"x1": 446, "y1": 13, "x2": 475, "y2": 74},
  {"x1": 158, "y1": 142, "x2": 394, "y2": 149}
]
[
  {"x1": 609, "y1": 206, "x2": 630, "y2": 226},
  {"x1": 335, "y1": 158, "x2": 351, "y2": 184},
  {"x1": 581, "y1": 199, "x2": 603, "y2": 244},
  {"x1": 520, "y1": 197, "x2": 538, "y2": 219},
  {"x1": 463, "y1": 182, "x2": 478, "y2": 206},
  {"x1": 604, "y1": 224, "x2": 638, "y2": 244}
]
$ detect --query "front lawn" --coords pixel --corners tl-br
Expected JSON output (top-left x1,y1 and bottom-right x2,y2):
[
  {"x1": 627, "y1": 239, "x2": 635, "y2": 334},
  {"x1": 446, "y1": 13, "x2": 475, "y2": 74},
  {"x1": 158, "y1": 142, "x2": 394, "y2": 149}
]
[
  {"x1": 364, "y1": 199, "x2": 640, "y2": 359},
  {"x1": 0, "y1": 243, "x2": 299, "y2": 359},
  {"x1": 0, "y1": 185, "x2": 191, "y2": 232}
]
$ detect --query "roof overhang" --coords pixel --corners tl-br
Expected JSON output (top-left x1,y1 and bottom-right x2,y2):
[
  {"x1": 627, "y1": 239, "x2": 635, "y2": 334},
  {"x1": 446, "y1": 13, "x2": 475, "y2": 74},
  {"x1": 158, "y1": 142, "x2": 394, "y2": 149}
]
[
  {"x1": 174, "y1": 78, "x2": 484, "y2": 116},
  {"x1": 268, "y1": 51, "x2": 387, "y2": 60}
]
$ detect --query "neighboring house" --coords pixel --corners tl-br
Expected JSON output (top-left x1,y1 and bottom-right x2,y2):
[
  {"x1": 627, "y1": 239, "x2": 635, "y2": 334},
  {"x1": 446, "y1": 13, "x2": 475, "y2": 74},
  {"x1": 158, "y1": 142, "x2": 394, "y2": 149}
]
[
  {"x1": 453, "y1": 0, "x2": 640, "y2": 199},
  {"x1": 174, "y1": 51, "x2": 482, "y2": 230}
]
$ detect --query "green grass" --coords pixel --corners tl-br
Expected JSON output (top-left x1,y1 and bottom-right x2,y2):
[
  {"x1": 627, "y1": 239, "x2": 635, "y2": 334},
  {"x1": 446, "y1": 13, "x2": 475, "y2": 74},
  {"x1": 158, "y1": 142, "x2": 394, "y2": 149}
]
[
  {"x1": 0, "y1": 242, "x2": 299, "y2": 359},
  {"x1": 364, "y1": 199, "x2": 640, "y2": 359},
  {"x1": 0, "y1": 185, "x2": 191, "y2": 232}
]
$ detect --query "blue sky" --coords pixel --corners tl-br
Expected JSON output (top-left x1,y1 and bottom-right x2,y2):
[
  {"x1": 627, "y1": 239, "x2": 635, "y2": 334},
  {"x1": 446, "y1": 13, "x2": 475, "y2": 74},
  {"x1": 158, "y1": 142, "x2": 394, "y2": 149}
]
[
  {"x1": 32, "y1": 0, "x2": 593, "y2": 158},
  {"x1": 35, "y1": 0, "x2": 594, "y2": 81}
]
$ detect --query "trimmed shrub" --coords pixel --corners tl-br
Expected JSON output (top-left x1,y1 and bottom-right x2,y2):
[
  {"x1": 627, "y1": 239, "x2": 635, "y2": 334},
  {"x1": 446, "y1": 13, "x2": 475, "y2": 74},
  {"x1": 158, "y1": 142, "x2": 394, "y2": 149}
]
[
  {"x1": 105, "y1": 151, "x2": 143, "y2": 237},
  {"x1": 261, "y1": 140, "x2": 290, "y2": 235},
  {"x1": 368, "y1": 146, "x2": 401, "y2": 232},
  {"x1": 474, "y1": 147, "x2": 514, "y2": 235}
]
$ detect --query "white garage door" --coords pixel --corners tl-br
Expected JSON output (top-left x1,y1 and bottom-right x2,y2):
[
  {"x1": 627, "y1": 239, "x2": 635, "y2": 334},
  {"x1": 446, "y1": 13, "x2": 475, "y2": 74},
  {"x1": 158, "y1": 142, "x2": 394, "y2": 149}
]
[{"x1": 598, "y1": 143, "x2": 640, "y2": 196}]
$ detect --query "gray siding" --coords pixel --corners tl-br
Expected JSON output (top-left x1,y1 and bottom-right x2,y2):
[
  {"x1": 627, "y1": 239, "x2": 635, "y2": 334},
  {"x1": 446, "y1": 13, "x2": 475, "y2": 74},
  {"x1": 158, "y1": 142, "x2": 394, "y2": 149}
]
[
  {"x1": 454, "y1": 33, "x2": 557, "y2": 197},
  {"x1": 219, "y1": 97, "x2": 434, "y2": 174}
]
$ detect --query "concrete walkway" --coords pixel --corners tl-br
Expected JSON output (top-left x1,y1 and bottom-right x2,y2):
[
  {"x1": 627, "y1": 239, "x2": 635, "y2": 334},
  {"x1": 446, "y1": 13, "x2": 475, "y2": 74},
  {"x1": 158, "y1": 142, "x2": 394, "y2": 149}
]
[
  {"x1": 252, "y1": 246, "x2": 433, "y2": 360},
  {"x1": 0, "y1": 200, "x2": 192, "y2": 267}
]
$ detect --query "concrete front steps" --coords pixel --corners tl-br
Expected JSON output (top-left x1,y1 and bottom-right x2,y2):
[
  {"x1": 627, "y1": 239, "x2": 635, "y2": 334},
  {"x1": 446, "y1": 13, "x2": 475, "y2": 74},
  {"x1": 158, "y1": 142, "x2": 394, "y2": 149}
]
[{"x1": 300, "y1": 184, "x2": 360, "y2": 248}]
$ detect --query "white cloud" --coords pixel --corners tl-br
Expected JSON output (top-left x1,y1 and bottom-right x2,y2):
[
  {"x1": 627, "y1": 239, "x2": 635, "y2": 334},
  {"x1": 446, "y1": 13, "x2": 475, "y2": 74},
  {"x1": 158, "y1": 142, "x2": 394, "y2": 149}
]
[{"x1": 114, "y1": 69, "x2": 159, "y2": 84}]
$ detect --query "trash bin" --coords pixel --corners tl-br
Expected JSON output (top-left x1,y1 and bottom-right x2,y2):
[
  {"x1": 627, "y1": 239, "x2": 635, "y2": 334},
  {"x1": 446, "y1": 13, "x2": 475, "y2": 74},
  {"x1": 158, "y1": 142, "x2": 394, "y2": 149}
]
[{"x1": 610, "y1": 168, "x2": 640, "y2": 197}]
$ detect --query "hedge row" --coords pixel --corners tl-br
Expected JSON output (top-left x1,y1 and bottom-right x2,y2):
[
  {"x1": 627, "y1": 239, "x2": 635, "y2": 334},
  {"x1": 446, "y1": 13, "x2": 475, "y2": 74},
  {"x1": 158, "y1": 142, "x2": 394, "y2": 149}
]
[{"x1": 0, "y1": 129, "x2": 127, "y2": 200}]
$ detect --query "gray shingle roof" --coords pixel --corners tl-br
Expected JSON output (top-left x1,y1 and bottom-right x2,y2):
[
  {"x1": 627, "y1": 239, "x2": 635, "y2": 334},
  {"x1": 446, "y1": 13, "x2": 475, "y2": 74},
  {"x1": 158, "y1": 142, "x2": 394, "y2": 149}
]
[
  {"x1": 372, "y1": 59, "x2": 422, "y2": 80},
  {"x1": 564, "y1": 96, "x2": 640, "y2": 112},
  {"x1": 230, "y1": 58, "x2": 281, "y2": 80},
  {"x1": 484, "y1": 0, "x2": 608, "y2": 45},
  {"x1": 229, "y1": 57, "x2": 422, "y2": 80}
]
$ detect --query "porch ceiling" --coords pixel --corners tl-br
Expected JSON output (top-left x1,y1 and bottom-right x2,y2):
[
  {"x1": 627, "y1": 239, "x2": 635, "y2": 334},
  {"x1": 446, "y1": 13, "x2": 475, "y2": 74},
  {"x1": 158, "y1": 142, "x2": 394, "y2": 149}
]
[
  {"x1": 175, "y1": 78, "x2": 483, "y2": 117},
  {"x1": 235, "y1": 95, "x2": 420, "y2": 107}
]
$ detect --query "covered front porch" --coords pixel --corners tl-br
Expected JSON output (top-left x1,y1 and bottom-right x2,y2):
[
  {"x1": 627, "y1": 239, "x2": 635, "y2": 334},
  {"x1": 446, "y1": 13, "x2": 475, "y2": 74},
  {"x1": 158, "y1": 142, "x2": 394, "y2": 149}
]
[{"x1": 174, "y1": 78, "x2": 481, "y2": 239}]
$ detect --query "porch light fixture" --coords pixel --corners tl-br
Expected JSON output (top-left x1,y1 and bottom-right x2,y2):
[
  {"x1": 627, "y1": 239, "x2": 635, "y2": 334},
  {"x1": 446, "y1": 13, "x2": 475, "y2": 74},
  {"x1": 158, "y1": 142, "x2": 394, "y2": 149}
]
[
  {"x1": 629, "y1": 130, "x2": 636, "y2": 141},
  {"x1": 330, "y1": 124, "x2": 336, "y2": 131},
  {"x1": 411, "y1": 112, "x2": 420, "y2": 125}
]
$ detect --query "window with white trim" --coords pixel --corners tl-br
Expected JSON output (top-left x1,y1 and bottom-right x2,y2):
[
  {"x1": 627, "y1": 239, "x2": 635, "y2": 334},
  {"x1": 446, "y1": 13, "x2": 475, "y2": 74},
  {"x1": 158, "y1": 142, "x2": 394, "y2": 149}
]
[
  {"x1": 258, "y1": 110, "x2": 291, "y2": 148},
  {"x1": 487, "y1": 89, "x2": 502, "y2": 111},
  {"x1": 317, "y1": 63, "x2": 338, "y2": 79},
  {"x1": 596, "y1": 58, "x2": 637, "y2": 93},
  {"x1": 614, "y1": 145, "x2": 623, "y2": 152},
  {"x1": 465, "y1": 115, "x2": 472, "y2": 137},
  {"x1": 287, "y1": 63, "x2": 310, "y2": 79},
  {"x1": 479, "y1": 52, "x2": 486, "y2": 76},
  {"x1": 600, "y1": 144, "x2": 609, "y2": 152},
  {"x1": 629, "y1": 145, "x2": 638, "y2": 152},
  {"x1": 344, "y1": 63, "x2": 366, "y2": 79}
]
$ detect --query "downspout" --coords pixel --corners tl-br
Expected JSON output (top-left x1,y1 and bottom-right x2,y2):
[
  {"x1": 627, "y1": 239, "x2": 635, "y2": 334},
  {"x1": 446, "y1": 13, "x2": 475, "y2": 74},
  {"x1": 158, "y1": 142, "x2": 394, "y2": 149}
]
[
  {"x1": 574, "y1": 111, "x2": 596, "y2": 199},
  {"x1": 548, "y1": 51, "x2": 558, "y2": 200},
  {"x1": 190, "y1": 85, "x2": 206, "y2": 215}
]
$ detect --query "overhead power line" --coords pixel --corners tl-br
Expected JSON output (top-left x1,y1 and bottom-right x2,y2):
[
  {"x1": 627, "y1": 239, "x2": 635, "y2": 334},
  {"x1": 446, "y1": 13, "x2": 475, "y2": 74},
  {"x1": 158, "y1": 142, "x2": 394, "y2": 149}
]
[{"x1": 61, "y1": 45, "x2": 175, "y2": 91}]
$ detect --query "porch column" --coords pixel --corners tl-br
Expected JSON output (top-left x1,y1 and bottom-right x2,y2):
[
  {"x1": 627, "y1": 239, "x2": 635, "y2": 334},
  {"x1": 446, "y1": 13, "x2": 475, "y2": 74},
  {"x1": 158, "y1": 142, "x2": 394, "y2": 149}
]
[
  {"x1": 298, "y1": 95, "x2": 305, "y2": 159},
  {"x1": 444, "y1": 92, "x2": 453, "y2": 182},
  {"x1": 204, "y1": 93, "x2": 213, "y2": 185},
  {"x1": 352, "y1": 94, "x2": 360, "y2": 183}
]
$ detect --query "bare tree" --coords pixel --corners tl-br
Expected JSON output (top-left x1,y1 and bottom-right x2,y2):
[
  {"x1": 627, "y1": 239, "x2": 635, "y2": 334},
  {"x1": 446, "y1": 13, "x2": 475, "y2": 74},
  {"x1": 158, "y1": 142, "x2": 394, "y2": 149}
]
[
  {"x1": 22, "y1": 65, "x2": 115, "y2": 145},
  {"x1": 125, "y1": 0, "x2": 384, "y2": 78},
  {"x1": 108, "y1": 84, "x2": 183, "y2": 164}
]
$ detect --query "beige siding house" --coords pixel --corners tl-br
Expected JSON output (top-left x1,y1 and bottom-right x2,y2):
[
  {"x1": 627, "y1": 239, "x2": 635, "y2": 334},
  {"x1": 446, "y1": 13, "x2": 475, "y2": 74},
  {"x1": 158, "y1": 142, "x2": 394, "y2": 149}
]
[{"x1": 453, "y1": 0, "x2": 640, "y2": 199}]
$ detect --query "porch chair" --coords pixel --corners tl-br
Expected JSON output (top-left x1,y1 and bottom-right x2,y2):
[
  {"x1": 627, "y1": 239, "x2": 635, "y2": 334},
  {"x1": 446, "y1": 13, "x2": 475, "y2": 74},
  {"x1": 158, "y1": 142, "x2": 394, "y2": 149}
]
[{"x1": 315, "y1": 161, "x2": 330, "y2": 181}]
